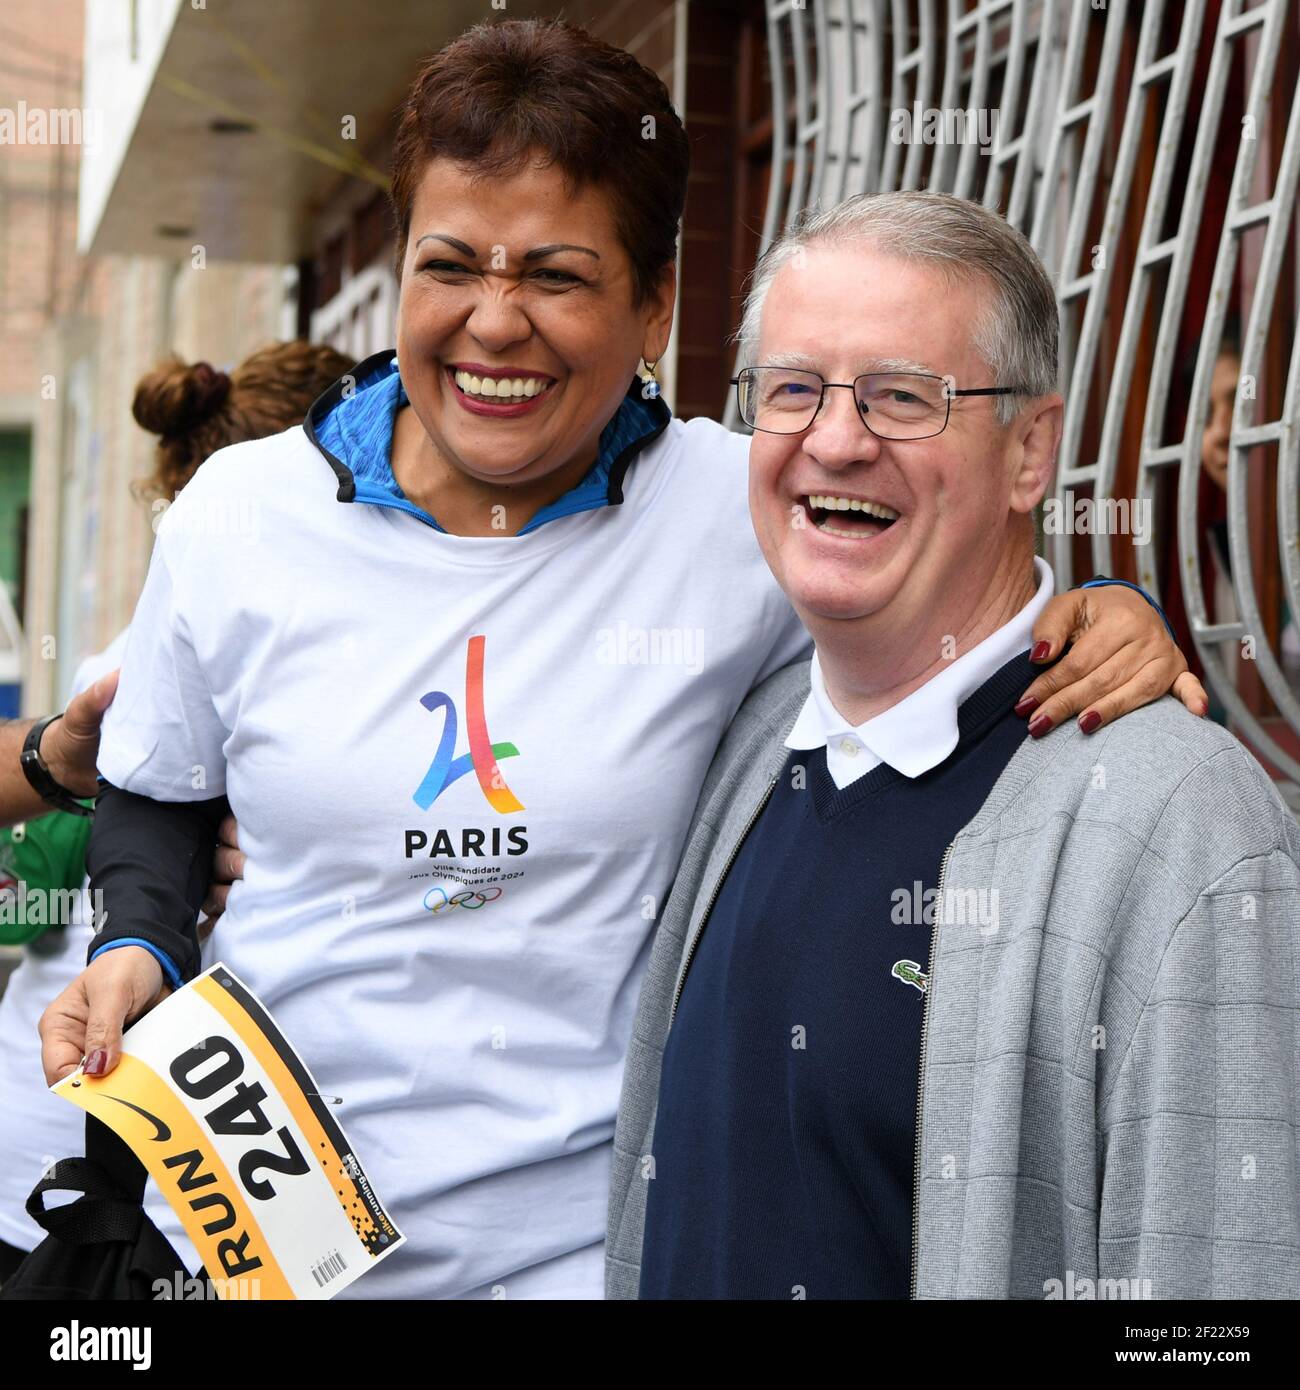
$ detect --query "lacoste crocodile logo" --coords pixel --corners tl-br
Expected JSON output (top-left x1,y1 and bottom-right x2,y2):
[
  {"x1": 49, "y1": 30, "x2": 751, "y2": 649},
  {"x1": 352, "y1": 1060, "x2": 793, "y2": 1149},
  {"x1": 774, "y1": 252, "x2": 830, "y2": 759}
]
[{"x1": 891, "y1": 959, "x2": 928, "y2": 994}]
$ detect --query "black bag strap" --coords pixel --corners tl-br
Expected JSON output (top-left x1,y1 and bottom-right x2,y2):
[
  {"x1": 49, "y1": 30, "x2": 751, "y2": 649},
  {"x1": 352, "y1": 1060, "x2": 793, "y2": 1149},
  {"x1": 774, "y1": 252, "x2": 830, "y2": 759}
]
[
  {"x1": 25, "y1": 1115, "x2": 147, "y2": 1245},
  {"x1": 84, "y1": 1110, "x2": 148, "y2": 1202}
]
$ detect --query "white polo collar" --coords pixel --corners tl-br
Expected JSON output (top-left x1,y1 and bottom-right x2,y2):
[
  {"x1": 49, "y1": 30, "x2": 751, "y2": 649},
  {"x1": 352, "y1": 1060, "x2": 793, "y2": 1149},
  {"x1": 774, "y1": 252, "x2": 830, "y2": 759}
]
[{"x1": 785, "y1": 557, "x2": 1054, "y2": 788}]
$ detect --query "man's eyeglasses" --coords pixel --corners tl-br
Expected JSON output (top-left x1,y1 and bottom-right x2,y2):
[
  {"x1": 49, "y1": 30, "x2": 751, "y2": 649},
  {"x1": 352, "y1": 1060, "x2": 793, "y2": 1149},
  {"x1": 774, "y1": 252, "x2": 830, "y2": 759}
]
[{"x1": 731, "y1": 366, "x2": 1025, "y2": 441}]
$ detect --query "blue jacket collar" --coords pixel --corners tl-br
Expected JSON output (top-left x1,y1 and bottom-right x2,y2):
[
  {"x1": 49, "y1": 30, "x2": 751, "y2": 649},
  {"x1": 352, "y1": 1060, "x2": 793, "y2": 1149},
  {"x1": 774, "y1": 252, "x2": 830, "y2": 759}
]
[{"x1": 303, "y1": 349, "x2": 671, "y2": 535}]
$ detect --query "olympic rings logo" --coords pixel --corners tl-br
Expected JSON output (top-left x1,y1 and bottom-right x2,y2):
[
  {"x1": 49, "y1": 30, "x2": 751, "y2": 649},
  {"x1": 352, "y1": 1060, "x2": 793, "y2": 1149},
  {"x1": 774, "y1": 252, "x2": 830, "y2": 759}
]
[{"x1": 423, "y1": 885, "x2": 503, "y2": 915}]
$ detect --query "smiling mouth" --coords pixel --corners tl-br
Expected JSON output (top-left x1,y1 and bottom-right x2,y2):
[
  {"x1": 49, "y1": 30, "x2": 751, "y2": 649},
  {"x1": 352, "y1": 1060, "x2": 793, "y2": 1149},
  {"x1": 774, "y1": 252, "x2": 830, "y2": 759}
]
[
  {"x1": 803, "y1": 493, "x2": 900, "y2": 539},
  {"x1": 449, "y1": 367, "x2": 556, "y2": 405}
]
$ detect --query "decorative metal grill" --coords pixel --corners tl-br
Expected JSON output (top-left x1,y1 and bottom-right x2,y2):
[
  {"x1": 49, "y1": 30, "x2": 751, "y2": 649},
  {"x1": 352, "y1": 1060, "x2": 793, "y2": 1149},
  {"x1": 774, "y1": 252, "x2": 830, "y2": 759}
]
[
  {"x1": 310, "y1": 261, "x2": 397, "y2": 364},
  {"x1": 745, "y1": 0, "x2": 1300, "y2": 790}
]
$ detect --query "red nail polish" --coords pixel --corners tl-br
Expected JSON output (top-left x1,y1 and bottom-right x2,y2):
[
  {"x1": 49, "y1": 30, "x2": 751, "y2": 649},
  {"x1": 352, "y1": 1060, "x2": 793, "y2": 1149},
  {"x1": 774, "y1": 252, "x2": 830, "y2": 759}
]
[
  {"x1": 1031, "y1": 640, "x2": 1052, "y2": 662},
  {"x1": 1079, "y1": 710, "x2": 1102, "y2": 734},
  {"x1": 1014, "y1": 695, "x2": 1039, "y2": 717},
  {"x1": 85, "y1": 1050, "x2": 107, "y2": 1077},
  {"x1": 1027, "y1": 714, "x2": 1052, "y2": 738}
]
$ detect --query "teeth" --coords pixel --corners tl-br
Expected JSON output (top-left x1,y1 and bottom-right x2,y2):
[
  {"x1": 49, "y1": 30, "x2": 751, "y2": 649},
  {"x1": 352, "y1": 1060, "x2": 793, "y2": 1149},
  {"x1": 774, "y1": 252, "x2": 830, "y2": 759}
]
[
  {"x1": 807, "y1": 494, "x2": 899, "y2": 521},
  {"x1": 454, "y1": 369, "x2": 552, "y2": 401}
]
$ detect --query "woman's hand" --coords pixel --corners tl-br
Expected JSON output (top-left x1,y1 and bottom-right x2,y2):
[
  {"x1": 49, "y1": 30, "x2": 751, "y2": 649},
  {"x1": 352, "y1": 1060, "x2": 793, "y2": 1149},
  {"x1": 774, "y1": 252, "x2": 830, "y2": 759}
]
[
  {"x1": 1015, "y1": 584, "x2": 1208, "y2": 737},
  {"x1": 40, "y1": 946, "x2": 168, "y2": 1085},
  {"x1": 42, "y1": 818, "x2": 245, "y2": 1079},
  {"x1": 199, "y1": 814, "x2": 245, "y2": 939}
]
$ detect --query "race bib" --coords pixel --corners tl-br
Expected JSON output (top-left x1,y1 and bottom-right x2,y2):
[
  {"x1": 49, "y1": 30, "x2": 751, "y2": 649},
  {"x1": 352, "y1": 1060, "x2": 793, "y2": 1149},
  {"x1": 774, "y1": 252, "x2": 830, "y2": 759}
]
[{"x1": 53, "y1": 963, "x2": 403, "y2": 1299}]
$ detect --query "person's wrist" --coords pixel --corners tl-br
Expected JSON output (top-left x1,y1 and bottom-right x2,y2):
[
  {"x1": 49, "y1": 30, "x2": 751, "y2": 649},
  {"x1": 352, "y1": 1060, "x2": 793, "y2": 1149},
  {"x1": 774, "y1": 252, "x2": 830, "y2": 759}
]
[
  {"x1": 22, "y1": 714, "x2": 95, "y2": 813},
  {"x1": 1079, "y1": 576, "x2": 1175, "y2": 641},
  {"x1": 38, "y1": 716, "x2": 97, "y2": 799},
  {"x1": 36, "y1": 716, "x2": 69, "y2": 786},
  {"x1": 89, "y1": 938, "x2": 181, "y2": 991}
]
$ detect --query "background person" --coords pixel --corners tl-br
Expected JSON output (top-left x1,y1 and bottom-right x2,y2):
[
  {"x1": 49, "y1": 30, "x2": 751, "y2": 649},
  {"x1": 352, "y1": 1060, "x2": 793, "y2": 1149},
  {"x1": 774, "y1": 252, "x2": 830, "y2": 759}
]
[
  {"x1": 1199, "y1": 331, "x2": 1300, "y2": 703},
  {"x1": 0, "y1": 341, "x2": 349, "y2": 1282},
  {"x1": 0, "y1": 680, "x2": 118, "y2": 830}
]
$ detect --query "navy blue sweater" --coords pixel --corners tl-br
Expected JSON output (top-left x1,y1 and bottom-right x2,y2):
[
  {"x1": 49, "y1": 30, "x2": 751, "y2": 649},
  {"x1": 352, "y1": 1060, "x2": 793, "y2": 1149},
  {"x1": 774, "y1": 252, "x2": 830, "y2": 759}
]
[{"x1": 639, "y1": 652, "x2": 1037, "y2": 1300}]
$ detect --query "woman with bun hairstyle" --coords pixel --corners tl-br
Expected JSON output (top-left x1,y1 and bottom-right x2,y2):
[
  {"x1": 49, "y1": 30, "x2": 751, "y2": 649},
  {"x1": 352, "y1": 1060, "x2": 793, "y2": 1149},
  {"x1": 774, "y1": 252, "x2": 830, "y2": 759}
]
[
  {"x1": 0, "y1": 341, "x2": 350, "y2": 1280},
  {"x1": 131, "y1": 343, "x2": 356, "y2": 501},
  {"x1": 41, "y1": 20, "x2": 1202, "y2": 1300}
]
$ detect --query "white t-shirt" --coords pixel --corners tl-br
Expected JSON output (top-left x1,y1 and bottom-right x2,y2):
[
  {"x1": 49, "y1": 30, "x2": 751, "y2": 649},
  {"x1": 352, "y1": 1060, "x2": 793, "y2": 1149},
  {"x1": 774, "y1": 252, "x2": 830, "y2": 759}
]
[
  {"x1": 97, "y1": 414, "x2": 810, "y2": 1299},
  {"x1": 0, "y1": 628, "x2": 129, "y2": 1252}
]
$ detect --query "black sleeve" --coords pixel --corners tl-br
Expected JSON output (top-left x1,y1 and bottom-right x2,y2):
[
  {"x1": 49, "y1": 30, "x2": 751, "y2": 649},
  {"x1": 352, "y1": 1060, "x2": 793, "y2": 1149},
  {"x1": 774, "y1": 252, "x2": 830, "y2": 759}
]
[{"x1": 84, "y1": 780, "x2": 230, "y2": 983}]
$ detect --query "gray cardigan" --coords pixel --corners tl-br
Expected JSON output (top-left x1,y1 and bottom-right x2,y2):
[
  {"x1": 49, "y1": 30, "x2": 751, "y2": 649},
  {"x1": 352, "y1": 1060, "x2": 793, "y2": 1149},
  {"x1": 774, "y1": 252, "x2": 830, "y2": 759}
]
[{"x1": 607, "y1": 661, "x2": 1300, "y2": 1299}]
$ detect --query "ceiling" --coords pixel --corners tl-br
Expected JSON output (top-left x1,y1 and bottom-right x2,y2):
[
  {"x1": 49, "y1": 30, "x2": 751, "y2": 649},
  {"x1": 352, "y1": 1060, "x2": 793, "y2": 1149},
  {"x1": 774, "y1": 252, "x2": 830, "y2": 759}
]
[{"x1": 85, "y1": 0, "x2": 560, "y2": 262}]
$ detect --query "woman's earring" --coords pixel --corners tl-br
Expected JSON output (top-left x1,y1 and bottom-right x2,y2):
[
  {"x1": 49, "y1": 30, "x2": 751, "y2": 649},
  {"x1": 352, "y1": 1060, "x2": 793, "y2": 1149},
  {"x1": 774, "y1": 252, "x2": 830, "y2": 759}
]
[{"x1": 641, "y1": 358, "x2": 661, "y2": 401}]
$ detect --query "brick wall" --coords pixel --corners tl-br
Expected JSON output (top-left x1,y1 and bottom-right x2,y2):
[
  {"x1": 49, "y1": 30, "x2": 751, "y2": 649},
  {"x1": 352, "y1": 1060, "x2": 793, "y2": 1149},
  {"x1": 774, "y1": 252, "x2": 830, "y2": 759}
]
[
  {"x1": 6, "y1": 0, "x2": 290, "y2": 707},
  {"x1": 0, "y1": 0, "x2": 85, "y2": 419}
]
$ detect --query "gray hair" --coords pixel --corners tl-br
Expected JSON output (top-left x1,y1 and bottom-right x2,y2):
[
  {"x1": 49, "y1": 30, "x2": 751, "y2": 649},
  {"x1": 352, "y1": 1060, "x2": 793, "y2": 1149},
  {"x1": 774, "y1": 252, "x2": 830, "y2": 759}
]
[{"x1": 735, "y1": 190, "x2": 1059, "y2": 424}]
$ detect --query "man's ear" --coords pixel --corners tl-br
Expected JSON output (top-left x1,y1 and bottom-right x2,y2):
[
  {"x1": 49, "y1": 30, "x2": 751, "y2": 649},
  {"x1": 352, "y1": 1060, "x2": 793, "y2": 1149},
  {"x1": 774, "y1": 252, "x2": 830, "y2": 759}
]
[
  {"x1": 1009, "y1": 393, "x2": 1063, "y2": 515},
  {"x1": 641, "y1": 262, "x2": 678, "y2": 367}
]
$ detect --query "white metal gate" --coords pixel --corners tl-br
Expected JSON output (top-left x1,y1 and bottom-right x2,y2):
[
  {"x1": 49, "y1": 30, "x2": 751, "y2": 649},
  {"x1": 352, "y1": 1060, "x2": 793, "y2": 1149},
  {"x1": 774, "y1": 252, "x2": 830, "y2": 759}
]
[
  {"x1": 310, "y1": 260, "x2": 398, "y2": 367},
  {"x1": 745, "y1": 0, "x2": 1300, "y2": 786}
]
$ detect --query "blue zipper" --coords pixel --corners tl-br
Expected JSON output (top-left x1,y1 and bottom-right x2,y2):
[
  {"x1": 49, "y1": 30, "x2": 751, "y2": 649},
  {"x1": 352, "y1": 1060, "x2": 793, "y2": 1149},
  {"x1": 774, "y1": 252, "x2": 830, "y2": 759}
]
[{"x1": 351, "y1": 484, "x2": 446, "y2": 531}]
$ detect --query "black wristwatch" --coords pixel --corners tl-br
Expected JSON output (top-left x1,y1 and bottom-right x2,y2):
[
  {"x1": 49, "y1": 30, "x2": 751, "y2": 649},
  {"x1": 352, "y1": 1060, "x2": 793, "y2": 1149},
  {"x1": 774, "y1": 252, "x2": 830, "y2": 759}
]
[{"x1": 20, "y1": 713, "x2": 95, "y2": 818}]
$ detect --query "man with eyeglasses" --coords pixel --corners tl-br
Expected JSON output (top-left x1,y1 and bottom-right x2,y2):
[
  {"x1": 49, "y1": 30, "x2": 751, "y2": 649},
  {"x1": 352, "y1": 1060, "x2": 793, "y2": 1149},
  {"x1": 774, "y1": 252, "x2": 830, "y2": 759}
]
[{"x1": 607, "y1": 190, "x2": 1300, "y2": 1300}]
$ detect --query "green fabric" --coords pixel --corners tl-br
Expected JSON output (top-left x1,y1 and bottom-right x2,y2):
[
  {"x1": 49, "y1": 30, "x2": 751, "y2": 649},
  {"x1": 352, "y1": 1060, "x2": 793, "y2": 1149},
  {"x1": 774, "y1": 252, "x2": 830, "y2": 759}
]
[{"x1": 0, "y1": 807, "x2": 94, "y2": 946}]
